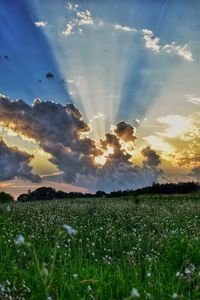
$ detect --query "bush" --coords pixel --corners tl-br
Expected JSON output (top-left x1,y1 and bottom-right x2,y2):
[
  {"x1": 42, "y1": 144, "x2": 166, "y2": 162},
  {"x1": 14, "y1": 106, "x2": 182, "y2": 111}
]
[{"x1": 0, "y1": 191, "x2": 14, "y2": 203}]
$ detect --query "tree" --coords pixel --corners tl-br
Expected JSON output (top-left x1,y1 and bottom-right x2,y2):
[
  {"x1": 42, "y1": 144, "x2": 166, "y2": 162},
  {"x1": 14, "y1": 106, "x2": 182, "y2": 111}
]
[
  {"x1": 17, "y1": 193, "x2": 29, "y2": 202},
  {"x1": 96, "y1": 190, "x2": 107, "y2": 197},
  {"x1": 0, "y1": 191, "x2": 14, "y2": 203},
  {"x1": 17, "y1": 187, "x2": 59, "y2": 202}
]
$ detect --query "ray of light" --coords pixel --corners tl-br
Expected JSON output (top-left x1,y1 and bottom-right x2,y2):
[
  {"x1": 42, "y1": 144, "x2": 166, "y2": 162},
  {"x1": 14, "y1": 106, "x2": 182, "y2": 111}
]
[
  {"x1": 1, "y1": 0, "x2": 198, "y2": 149},
  {"x1": 30, "y1": 0, "x2": 193, "y2": 142}
]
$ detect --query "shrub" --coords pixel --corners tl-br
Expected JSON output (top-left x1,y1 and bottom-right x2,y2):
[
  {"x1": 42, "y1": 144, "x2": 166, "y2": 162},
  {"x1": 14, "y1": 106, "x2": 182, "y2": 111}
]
[{"x1": 0, "y1": 191, "x2": 14, "y2": 203}]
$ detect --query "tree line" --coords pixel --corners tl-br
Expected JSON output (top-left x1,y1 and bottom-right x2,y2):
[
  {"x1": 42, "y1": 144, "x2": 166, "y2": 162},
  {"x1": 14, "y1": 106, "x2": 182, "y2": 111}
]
[{"x1": 0, "y1": 182, "x2": 199, "y2": 203}]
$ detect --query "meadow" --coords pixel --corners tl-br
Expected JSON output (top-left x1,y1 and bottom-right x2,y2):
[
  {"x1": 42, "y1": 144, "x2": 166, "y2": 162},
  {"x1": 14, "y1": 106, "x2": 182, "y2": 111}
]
[{"x1": 1, "y1": 194, "x2": 200, "y2": 299}]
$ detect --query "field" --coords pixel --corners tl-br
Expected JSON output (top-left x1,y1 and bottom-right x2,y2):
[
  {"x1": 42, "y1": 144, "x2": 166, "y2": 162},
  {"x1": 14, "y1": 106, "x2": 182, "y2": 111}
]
[{"x1": 1, "y1": 194, "x2": 200, "y2": 300}]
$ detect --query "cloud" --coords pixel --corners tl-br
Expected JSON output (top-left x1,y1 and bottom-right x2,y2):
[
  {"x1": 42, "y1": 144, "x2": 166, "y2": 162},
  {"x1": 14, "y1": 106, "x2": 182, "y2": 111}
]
[
  {"x1": 144, "y1": 112, "x2": 200, "y2": 174},
  {"x1": 77, "y1": 10, "x2": 94, "y2": 26},
  {"x1": 62, "y1": 9, "x2": 94, "y2": 37},
  {"x1": 141, "y1": 146, "x2": 161, "y2": 167},
  {"x1": 67, "y1": 2, "x2": 78, "y2": 10},
  {"x1": 61, "y1": 9, "x2": 193, "y2": 61},
  {"x1": 90, "y1": 159, "x2": 162, "y2": 192},
  {"x1": 114, "y1": 24, "x2": 137, "y2": 32},
  {"x1": 93, "y1": 112, "x2": 106, "y2": 119},
  {"x1": 142, "y1": 29, "x2": 193, "y2": 61},
  {"x1": 190, "y1": 166, "x2": 200, "y2": 180},
  {"x1": 67, "y1": 2, "x2": 73, "y2": 10},
  {"x1": 162, "y1": 42, "x2": 193, "y2": 61},
  {"x1": 113, "y1": 121, "x2": 137, "y2": 143},
  {"x1": 156, "y1": 115, "x2": 194, "y2": 138},
  {"x1": 0, "y1": 96, "x2": 100, "y2": 183},
  {"x1": 90, "y1": 130, "x2": 162, "y2": 192},
  {"x1": 185, "y1": 94, "x2": 200, "y2": 105},
  {"x1": 142, "y1": 29, "x2": 160, "y2": 52},
  {"x1": 62, "y1": 22, "x2": 75, "y2": 36},
  {"x1": 144, "y1": 135, "x2": 175, "y2": 155},
  {"x1": 90, "y1": 112, "x2": 107, "y2": 123},
  {"x1": 0, "y1": 137, "x2": 40, "y2": 182},
  {"x1": 0, "y1": 96, "x2": 162, "y2": 191},
  {"x1": 35, "y1": 21, "x2": 47, "y2": 27},
  {"x1": 178, "y1": 156, "x2": 200, "y2": 168}
]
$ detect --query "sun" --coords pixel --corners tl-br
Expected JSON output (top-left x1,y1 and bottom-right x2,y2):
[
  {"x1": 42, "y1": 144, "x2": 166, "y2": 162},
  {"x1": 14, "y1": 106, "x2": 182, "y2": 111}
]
[
  {"x1": 95, "y1": 155, "x2": 107, "y2": 166},
  {"x1": 94, "y1": 146, "x2": 114, "y2": 166}
]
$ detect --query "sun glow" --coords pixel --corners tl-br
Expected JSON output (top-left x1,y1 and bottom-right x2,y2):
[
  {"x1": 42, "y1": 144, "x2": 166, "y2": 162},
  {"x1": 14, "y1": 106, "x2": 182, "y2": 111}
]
[
  {"x1": 0, "y1": 123, "x2": 36, "y2": 144},
  {"x1": 119, "y1": 140, "x2": 135, "y2": 157},
  {"x1": 144, "y1": 135, "x2": 175, "y2": 155},
  {"x1": 156, "y1": 115, "x2": 194, "y2": 138},
  {"x1": 94, "y1": 146, "x2": 114, "y2": 166}
]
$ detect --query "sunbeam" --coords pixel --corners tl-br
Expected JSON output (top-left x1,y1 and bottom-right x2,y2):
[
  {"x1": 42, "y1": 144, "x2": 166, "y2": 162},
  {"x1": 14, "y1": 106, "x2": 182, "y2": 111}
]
[
  {"x1": 0, "y1": 0, "x2": 199, "y2": 195},
  {"x1": 30, "y1": 0, "x2": 195, "y2": 141}
]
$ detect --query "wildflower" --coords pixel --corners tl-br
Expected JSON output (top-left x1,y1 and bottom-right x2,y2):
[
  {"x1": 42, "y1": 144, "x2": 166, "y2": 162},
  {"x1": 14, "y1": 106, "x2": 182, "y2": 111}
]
[
  {"x1": 176, "y1": 272, "x2": 180, "y2": 277},
  {"x1": 145, "y1": 292, "x2": 151, "y2": 298},
  {"x1": 63, "y1": 224, "x2": 77, "y2": 235},
  {"x1": 185, "y1": 268, "x2": 191, "y2": 274},
  {"x1": 185, "y1": 264, "x2": 195, "y2": 275},
  {"x1": 87, "y1": 285, "x2": 92, "y2": 292},
  {"x1": 147, "y1": 272, "x2": 151, "y2": 278},
  {"x1": 172, "y1": 292, "x2": 178, "y2": 299},
  {"x1": 73, "y1": 273, "x2": 78, "y2": 279},
  {"x1": 131, "y1": 287, "x2": 140, "y2": 298},
  {"x1": 14, "y1": 234, "x2": 25, "y2": 246}
]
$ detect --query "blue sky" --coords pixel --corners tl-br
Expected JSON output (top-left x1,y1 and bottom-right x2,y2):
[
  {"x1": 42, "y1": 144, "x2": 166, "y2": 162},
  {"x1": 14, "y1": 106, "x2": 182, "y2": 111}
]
[{"x1": 1, "y1": 0, "x2": 199, "y2": 119}]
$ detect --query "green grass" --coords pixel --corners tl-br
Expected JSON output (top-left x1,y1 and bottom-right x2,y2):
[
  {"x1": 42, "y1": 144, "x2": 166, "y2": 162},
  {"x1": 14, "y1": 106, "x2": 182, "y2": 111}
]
[{"x1": 1, "y1": 194, "x2": 200, "y2": 299}]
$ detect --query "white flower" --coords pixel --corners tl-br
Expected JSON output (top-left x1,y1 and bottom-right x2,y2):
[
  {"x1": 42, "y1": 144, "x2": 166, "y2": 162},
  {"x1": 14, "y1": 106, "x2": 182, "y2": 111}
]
[
  {"x1": 14, "y1": 234, "x2": 25, "y2": 246},
  {"x1": 172, "y1": 292, "x2": 178, "y2": 299},
  {"x1": 131, "y1": 287, "x2": 140, "y2": 298},
  {"x1": 185, "y1": 264, "x2": 195, "y2": 275},
  {"x1": 87, "y1": 285, "x2": 92, "y2": 292},
  {"x1": 73, "y1": 273, "x2": 78, "y2": 279},
  {"x1": 190, "y1": 264, "x2": 195, "y2": 272},
  {"x1": 176, "y1": 272, "x2": 180, "y2": 277},
  {"x1": 6, "y1": 280, "x2": 11, "y2": 285},
  {"x1": 63, "y1": 224, "x2": 77, "y2": 235},
  {"x1": 145, "y1": 292, "x2": 151, "y2": 298},
  {"x1": 147, "y1": 272, "x2": 151, "y2": 278},
  {"x1": 47, "y1": 297, "x2": 52, "y2": 300}
]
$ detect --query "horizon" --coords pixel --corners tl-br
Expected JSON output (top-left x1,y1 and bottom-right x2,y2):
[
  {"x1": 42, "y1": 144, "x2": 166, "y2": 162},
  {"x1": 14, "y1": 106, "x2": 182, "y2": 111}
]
[
  {"x1": 0, "y1": 0, "x2": 200, "y2": 197},
  {"x1": 3, "y1": 181, "x2": 200, "y2": 202}
]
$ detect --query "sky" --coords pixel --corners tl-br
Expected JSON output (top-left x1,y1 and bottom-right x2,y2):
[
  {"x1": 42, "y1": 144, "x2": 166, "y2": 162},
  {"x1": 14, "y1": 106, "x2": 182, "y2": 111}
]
[{"x1": 0, "y1": 0, "x2": 200, "y2": 198}]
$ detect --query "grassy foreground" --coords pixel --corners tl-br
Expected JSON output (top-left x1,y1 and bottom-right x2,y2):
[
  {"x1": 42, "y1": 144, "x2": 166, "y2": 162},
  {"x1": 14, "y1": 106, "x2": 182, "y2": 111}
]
[{"x1": 1, "y1": 194, "x2": 200, "y2": 299}]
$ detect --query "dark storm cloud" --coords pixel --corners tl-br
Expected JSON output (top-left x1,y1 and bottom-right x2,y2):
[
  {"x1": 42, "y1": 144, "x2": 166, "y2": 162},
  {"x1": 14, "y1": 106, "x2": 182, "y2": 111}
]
[
  {"x1": 141, "y1": 146, "x2": 161, "y2": 167},
  {"x1": 0, "y1": 96, "x2": 92, "y2": 151},
  {"x1": 0, "y1": 95, "x2": 100, "y2": 183},
  {"x1": 87, "y1": 134, "x2": 162, "y2": 192},
  {"x1": 0, "y1": 138, "x2": 40, "y2": 182},
  {"x1": 95, "y1": 164, "x2": 161, "y2": 192},
  {"x1": 114, "y1": 121, "x2": 137, "y2": 143},
  {"x1": 100, "y1": 133, "x2": 132, "y2": 162},
  {"x1": 0, "y1": 96, "x2": 162, "y2": 190}
]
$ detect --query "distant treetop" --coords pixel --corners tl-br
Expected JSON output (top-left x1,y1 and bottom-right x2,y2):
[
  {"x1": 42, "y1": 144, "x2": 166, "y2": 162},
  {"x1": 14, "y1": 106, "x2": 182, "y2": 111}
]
[{"x1": 16, "y1": 182, "x2": 200, "y2": 202}]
